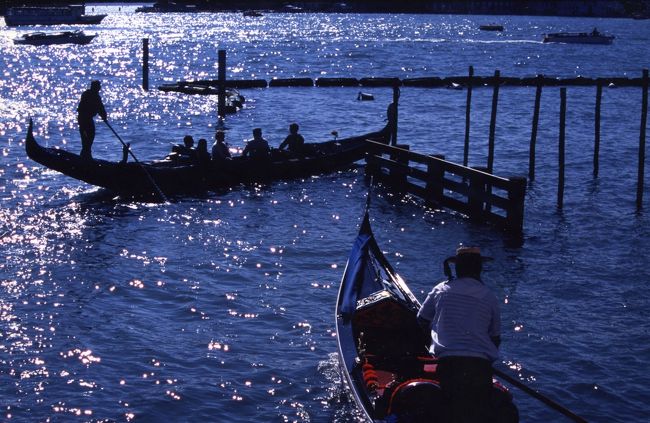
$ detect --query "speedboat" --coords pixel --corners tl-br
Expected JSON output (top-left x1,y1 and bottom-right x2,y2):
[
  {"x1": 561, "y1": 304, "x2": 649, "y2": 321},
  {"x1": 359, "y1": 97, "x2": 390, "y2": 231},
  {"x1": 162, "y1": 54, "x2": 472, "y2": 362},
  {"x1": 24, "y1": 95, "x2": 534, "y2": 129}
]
[
  {"x1": 14, "y1": 30, "x2": 96, "y2": 46},
  {"x1": 543, "y1": 29, "x2": 614, "y2": 44},
  {"x1": 4, "y1": 5, "x2": 106, "y2": 26}
]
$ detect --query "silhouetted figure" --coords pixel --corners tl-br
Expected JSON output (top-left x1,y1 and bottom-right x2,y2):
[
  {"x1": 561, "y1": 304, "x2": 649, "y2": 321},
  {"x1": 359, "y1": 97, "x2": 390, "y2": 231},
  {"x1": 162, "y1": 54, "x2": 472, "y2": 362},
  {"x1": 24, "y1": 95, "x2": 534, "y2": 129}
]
[
  {"x1": 77, "y1": 80, "x2": 107, "y2": 160},
  {"x1": 278, "y1": 123, "x2": 305, "y2": 155},
  {"x1": 167, "y1": 135, "x2": 197, "y2": 163},
  {"x1": 211, "y1": 131, "x2": 231, "y2": 161},
  {"x1": 242, "y1": 128, "x2": 270, "y2": 159},
  {"x1": 120, "y1": 142, "x2": 130, "y2": 164},
  {"x1": 195, "y1": 138, "x2": 211, "y2": 165}
]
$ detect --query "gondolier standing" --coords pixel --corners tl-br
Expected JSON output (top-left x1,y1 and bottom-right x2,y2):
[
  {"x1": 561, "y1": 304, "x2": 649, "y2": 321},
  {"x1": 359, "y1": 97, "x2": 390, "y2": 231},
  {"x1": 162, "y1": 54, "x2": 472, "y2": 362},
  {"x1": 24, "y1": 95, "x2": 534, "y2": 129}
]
[
  {"x1": 77, "y1": 80, "x2": 107, "y2": 160},
  {"x1": 417, "y1": 246, "x2": 501, "y2": 423}
]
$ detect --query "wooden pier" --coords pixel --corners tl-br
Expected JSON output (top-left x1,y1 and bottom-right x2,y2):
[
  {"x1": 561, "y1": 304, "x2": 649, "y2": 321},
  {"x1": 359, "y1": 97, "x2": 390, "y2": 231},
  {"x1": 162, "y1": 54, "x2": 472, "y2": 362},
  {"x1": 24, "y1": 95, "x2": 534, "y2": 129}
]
[{"x1": 364, "y1": 141, "x2": 526, "y2": 233}]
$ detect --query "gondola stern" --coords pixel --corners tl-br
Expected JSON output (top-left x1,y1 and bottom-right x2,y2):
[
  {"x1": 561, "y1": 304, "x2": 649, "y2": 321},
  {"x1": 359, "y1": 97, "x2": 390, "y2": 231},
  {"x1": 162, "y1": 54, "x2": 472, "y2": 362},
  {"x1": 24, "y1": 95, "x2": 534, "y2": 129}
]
[{"x1": 25, "y1": 118, "x2": 40, "y2": 159}]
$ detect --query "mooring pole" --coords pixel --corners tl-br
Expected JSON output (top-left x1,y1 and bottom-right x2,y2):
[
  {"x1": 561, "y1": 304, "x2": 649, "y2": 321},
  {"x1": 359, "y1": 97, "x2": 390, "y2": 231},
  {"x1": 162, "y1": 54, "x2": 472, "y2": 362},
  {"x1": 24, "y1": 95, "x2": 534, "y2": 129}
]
[
  {"x1": 217, "y1": 49, "x2": 226, "y2": 122},
  {"x1": 558, "y1": 88, "x2": 567, "y2": 209},
  {"x1": 594, "y1": 83, "x2": 602, "y2": 178},
  {"x1": 529, "y1": 75, "x2": 542, "y2": 182},
  {"x1": 463, "y1": 65, "x2": 474, "y2": 167},
  {"x1": 637, "y1": 69, "x2": 648, "y2": 210},
  {"x1": 391, "y1": 84, "x2": 400, "y2": 146},
  {"x1": 142, "y1": 38, "x2": 149, "y2": 91},
  {"x1": 487, "y1": 70, "x2": 500, "y2": 174}
]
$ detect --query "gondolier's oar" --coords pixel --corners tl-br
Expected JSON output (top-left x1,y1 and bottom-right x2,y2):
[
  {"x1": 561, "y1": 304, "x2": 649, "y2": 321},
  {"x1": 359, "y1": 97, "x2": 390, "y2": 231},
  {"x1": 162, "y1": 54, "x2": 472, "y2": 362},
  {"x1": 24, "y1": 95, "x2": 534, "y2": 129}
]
[
  {"x1": 493, "y1": 367, "x2": 588, "y2": 423},
  {"x1": 104, "y1": 121, "x2": 168, "y2": 203}
]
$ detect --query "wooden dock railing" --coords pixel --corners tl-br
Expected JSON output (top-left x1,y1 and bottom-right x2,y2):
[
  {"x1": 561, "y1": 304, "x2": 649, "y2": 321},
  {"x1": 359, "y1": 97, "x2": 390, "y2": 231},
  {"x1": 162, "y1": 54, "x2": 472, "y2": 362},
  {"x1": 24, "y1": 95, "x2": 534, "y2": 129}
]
[{"x1": 365, "y1": 140, "x2": 527, "y2": 233}]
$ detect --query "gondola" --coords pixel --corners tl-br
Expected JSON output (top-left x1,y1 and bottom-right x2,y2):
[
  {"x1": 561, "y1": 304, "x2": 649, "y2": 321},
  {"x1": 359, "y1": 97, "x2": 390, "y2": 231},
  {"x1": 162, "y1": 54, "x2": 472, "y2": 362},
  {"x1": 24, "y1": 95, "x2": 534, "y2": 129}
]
[
  {"x1": 14, "y1": 30, "x2": 96, "y2": 46},
  {"x1": 335, "y1": 209, "x2": 519, "y2": 422},
  {"x1": 24, "y1": 118, "x2": 392, "y2": 199}
]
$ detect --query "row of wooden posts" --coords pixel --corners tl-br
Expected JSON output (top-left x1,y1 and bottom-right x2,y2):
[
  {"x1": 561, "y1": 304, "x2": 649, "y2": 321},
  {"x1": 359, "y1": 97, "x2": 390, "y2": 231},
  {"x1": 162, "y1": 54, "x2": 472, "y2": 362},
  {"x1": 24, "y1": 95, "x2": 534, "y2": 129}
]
[
  {"x1": 141, "y1": 43, "x2": 649, "y2": 227},
  {"x1": 369, "y1": 66, "x2": 647, "y2": 228},
  {"x1": 142, "y1": 40, "x2": 649, "y2": 90}
]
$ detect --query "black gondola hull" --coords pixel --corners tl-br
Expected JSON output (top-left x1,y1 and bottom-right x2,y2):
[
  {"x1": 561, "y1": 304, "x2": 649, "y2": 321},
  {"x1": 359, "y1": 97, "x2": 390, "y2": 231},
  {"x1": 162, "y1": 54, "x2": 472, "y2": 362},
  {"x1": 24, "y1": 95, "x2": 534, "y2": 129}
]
[{"x1": 25, "y1": 121, "x2": 391, "y2": 198}]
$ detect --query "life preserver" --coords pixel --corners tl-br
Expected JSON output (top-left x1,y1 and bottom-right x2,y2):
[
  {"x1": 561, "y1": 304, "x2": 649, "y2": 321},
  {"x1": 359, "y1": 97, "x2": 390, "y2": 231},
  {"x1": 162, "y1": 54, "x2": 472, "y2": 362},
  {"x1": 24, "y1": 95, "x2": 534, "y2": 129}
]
[{"x1": 387, "y1": 379, "x2": 444, "y2": 422}]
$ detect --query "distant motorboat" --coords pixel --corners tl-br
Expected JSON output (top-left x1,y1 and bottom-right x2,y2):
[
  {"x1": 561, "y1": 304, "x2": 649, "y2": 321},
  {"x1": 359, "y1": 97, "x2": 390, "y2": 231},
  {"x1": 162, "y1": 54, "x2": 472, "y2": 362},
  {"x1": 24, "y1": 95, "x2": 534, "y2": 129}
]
[
  {"x1": 479, "y1": 24, "x2": 504, "y2": 31},
  {"x1": 3, "y1": 5, "x2": 106, "y2": 26},
  {"x1": 543, "y1": 29, "x2": 614, "y2": 44},
  {"x1": 282, "y1": 4, "x2": 303, "y2": 13},
  {"x1": 243, "y1": 10, "x2": 263, "y2": 17},
  {"x1": 135, "y1": 2, "x2": 198, "y2": 13},
  {"x1": 357, "y1": 92, "x2": 374, "y2": 101},
  {"x1": 14, "y1": 30, "x2": 96, "y2": 46}
]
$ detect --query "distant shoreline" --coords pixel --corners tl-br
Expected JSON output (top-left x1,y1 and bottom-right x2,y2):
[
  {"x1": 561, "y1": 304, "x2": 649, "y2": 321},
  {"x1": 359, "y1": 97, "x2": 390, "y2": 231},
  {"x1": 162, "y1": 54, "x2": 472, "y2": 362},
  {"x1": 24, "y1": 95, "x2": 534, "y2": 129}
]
[{"x1": 1, "y1": 0, "x2": 649, "y2": 19}]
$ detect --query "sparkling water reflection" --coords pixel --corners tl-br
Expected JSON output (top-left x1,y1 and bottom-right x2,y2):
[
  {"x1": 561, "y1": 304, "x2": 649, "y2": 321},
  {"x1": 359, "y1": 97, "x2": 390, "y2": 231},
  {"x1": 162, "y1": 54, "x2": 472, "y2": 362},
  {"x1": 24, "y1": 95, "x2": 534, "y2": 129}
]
[{"x1": 1, "y1": 5, "x2": 650, "y2": 422}]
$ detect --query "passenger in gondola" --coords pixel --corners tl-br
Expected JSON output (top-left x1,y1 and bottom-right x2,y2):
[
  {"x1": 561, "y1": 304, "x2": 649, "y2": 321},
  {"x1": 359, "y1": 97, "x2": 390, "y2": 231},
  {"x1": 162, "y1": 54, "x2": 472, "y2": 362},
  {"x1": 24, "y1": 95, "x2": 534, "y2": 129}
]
[
  {"x1": 211, "y1": 130, "x2": 231, "y2": 162},
  {"x1": 77, "y1": 80, "x2": 107, "y2": 160},
  {"x1": 416, "y1": 246, "x2": 501, "y2": 423},
  {"x1": 278, "y1": 123, "x2": 305, "y2": 156},
  {"x1": 242, "y1": 128, "x2": 270, "y2": 159},
  {"x1": 171, "y1": 135, "x2": 195, "y2": 157},
  {"x1": 120, "y1": 142, "x2": 130, "y2": 164},
  {"x1": 195, "y1": 138, "x2": 211, "y2": 165}
]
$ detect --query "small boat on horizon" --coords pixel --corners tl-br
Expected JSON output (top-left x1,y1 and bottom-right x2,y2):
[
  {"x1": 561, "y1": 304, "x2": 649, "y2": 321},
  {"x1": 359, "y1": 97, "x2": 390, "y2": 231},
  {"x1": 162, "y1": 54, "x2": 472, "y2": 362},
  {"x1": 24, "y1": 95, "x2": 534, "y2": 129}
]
[
  {"x1": 243, "y1": 10, "x2": 264, "y2": 17},
  {"x1": 543, "y1": 28, "x2": 614, "y2": 44},
  {"x1": 3, "y1": 5, "x2": 106, "y2": 26},
  {"x1": 135, "y1": 2, "x2": 199, "y2": 13},
  {"x1": 157, "y1": 84, "x2": 245, "y2": 113},
  {"x1": 14, "y1": 30, "x2": 96, "y2": 46},
  {"x1": 480, "y1": 24, "x2": 504, "y2": 31}
]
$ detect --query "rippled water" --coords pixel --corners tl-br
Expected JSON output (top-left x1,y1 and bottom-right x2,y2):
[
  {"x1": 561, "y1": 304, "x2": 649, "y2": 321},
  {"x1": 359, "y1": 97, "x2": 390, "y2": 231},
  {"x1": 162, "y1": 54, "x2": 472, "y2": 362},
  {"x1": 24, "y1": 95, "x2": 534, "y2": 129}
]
[{"x1": 1, "y1": 4, "x2": 649, "y2": 422}]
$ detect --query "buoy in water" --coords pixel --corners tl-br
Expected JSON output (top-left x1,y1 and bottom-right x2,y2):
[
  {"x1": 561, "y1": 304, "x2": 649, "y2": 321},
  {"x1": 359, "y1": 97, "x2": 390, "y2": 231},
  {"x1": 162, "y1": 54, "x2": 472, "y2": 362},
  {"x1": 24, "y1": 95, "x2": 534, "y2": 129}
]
[{"x1": 357, "y1": 92, "x2": 374, "y2": 101}]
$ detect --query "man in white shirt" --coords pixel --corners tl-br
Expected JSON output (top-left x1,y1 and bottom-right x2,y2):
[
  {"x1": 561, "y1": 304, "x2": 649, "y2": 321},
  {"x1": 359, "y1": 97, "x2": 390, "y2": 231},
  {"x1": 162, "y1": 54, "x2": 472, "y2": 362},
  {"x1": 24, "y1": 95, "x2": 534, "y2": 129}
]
[{"x1": 417, "y1": 246, "x2": 501, "y2": 423}]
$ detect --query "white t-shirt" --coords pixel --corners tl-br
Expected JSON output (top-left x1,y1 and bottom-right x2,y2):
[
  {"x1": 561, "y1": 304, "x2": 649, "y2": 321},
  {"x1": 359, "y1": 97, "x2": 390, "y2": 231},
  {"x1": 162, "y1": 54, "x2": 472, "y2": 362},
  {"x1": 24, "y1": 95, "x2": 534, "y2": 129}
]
[{"x1": 417, "y1": 277, "x2": 501, "y2": 362}]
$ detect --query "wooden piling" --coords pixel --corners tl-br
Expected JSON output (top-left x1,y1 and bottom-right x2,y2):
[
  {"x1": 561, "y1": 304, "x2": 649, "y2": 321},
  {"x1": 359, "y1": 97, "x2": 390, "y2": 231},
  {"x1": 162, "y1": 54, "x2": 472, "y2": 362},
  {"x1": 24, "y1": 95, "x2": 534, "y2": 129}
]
[
  {"x1": 638, "y1": 69, "x2": 648, "y2": 210},
  {"x1": 425, "y1": 154, "x2": 446, "y2": 205},
  {"x1": 558, "y1": 88, "x2": 567, "y2": 209},
  {"x1": 463, "y1": 66, "x2": 473, "y2": 167},
  {"x1": 217, "y1": 49, "x2": 226, "y2": 120},
  {"x1": 507, "y1": 176, "x2": 527, "y2": 233},
  {"x1": 391, "y1": 84, "x2": 400, "y2": 146},
  {"x1": 468, "y1": 166, "x2": 488, "y2": 221},
  {"x1": 389, "y1": 144, "x2": 410, "y2": 186},
  {"x1": 142, "y1": 38, "x2": 149, "y2": 91},
  {"x1": 594, "y1": 83, "x2": 602, "y2": 177},
  {"x1": 487, "y1": 70, "x2": 500, "y2": 174},
  {"x1": 529, "y1": 76, "x2": 542, "y2": 181}
]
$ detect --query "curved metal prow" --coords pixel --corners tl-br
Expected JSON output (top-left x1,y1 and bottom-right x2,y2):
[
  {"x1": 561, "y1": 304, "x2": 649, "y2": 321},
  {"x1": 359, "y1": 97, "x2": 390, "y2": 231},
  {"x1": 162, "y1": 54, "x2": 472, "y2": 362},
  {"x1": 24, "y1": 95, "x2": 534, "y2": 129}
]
[
  {"x1": 365, "y1": 175, "x2": 374, "y2": 212},
  {"x1": 360, "y1": 176, "x2": 374, "y2": 236}
]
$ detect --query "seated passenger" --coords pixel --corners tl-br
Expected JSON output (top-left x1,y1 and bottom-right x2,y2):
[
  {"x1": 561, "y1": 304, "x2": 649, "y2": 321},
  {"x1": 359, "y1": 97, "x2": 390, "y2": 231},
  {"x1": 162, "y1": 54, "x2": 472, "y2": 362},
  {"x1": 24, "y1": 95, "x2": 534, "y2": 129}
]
[
  {"x1": 242, "y1": 128, "x2": 270, "y2": 159},
  {"x1": 211, "y1": 130, "x2": 231, "y2": 161},
  {"x1": 169, "y1": 135, "x2": 197, "y2": 162},
  {"x1": 278, "y1": 123, "x2": 305, "y2": 155},
  {"x1": 195, "y1": 138, "x2": 211, "y2": 164}
]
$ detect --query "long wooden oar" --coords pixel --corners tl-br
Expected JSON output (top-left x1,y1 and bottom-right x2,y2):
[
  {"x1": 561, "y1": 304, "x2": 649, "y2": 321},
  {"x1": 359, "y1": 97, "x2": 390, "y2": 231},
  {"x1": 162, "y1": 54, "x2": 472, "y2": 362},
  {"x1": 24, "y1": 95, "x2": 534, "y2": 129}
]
[
  {"x1": 493, "y1": 367, "x2": 588, "y2": 423},
  {"x1": 104, "y1": 121, "x2": 168, "y2": 203}
]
